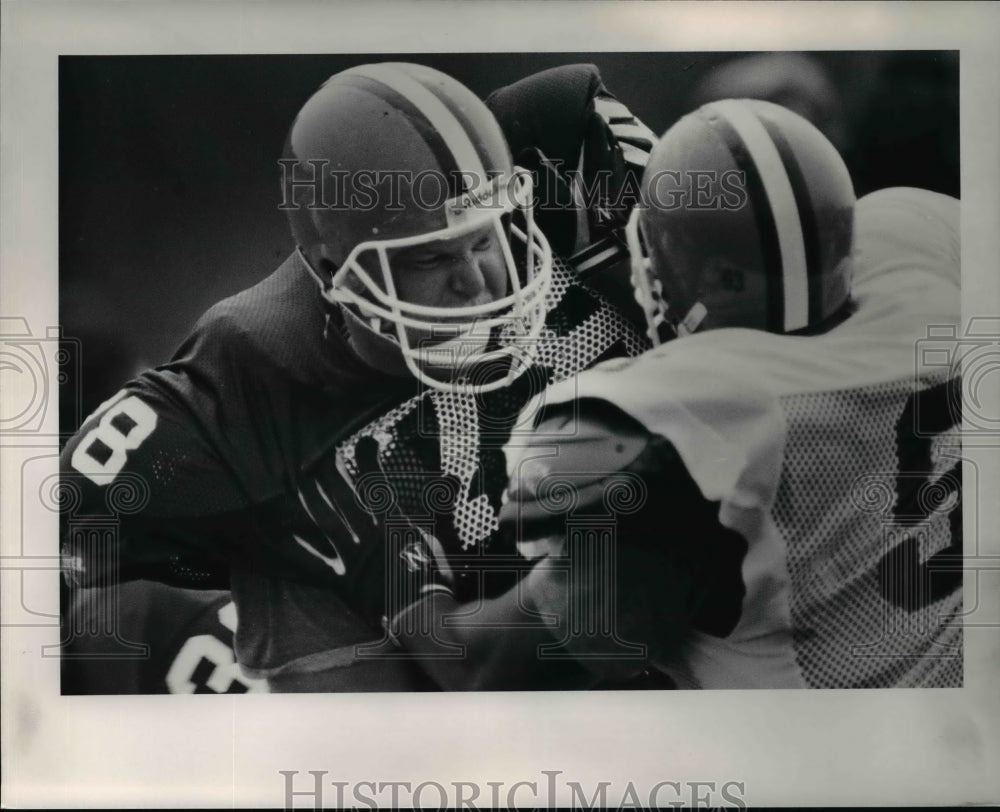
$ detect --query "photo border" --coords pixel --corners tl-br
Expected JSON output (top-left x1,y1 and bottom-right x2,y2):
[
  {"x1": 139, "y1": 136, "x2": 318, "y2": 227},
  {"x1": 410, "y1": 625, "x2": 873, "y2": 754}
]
[{"x1": 2, "y1": 2, "x2": 999, "y2": 807}]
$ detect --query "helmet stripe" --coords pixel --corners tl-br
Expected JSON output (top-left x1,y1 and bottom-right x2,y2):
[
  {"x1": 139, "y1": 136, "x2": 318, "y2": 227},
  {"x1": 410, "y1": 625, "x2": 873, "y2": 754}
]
[
  {"x1": 706, "y1": 100, "x2": 810, "y2": 332},
  {"x1": 418, "y1": 74, "x2": 506, "y2": 177},
  {"x1": 342, "y1": 74, "x2": 464, "y2": 195},
  {"x1": 347, "y1": 64, "x2": 487, "y2": 194},
  {"x1": 702, "y1": 108, "x2": 784, "y2": 331},
  {"x1": 759, "y1": 119, "x2": 824, "y2": 327}
]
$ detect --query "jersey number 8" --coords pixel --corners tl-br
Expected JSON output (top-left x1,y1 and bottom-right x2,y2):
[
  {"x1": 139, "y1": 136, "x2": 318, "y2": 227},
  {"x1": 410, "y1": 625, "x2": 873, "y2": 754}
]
[{"x1": 70, "y1": 394, "x2": 158, "y2": 485}]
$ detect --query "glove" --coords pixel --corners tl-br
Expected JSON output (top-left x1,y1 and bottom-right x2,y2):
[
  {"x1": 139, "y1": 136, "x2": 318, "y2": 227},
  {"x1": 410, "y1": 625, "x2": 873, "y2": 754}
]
[
  {"x1": 487, "y1": 63, "x2": 656, "y2": 259},
  {"x1": 244, "y1": 436, "x2": 454, "y2": 633}
]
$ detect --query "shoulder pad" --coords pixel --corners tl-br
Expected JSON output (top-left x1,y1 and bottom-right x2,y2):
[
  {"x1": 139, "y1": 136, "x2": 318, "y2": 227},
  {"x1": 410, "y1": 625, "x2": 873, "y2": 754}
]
[{"x1": 499, "y1": 399, "x2": 665, "y2": 546}]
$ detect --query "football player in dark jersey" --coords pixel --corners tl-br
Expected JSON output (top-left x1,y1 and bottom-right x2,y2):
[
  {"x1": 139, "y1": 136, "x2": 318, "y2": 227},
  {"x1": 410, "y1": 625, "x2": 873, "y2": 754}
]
[
  {"x1": 62, "y1": 581, "x2": 268, "y2": 694},
  {"x1": 60, "y1": 62, "x2": 656, "y2": 692},
  {"x1": 390, "y1": 100, "x2": 962, "y2": 690}
]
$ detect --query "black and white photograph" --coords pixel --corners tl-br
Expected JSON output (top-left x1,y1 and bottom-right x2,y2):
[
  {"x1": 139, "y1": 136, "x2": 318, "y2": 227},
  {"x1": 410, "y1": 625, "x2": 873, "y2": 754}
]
[
  {"x1": 3, "y1": 2, "x2": 999, "y2": 809},
  {"x1": 57, "y1": 49, "x2": 964, "y2": 696}
]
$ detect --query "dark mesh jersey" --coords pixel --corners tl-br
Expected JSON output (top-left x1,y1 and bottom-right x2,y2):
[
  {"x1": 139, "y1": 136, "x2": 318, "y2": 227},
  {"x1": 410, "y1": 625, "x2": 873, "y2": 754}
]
[
  {"x1": 60, "y1": 62, "x2": 653, "y2": 681},
  {"x1": 61, "y1": 252, "x2": 420, "y2": 592},
  {"x1": 61, "y1": 250, "x2": 649, "y2": 674}
]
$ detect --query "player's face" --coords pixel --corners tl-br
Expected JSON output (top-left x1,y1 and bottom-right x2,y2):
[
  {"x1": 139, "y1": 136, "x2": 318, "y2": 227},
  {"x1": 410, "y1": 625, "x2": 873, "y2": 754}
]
[{"x1": 386, "y1": 223, "x2": 509, "y2": 312}]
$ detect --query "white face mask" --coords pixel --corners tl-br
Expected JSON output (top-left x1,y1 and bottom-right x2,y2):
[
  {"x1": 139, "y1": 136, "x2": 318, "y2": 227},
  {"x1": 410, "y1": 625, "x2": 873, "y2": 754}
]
[
  {"x1": 302, "y1": 171, "x2": 553, "y2": 394},
  {"x1": 625, "y1": 207, "x2": 707, "y2": 344}
]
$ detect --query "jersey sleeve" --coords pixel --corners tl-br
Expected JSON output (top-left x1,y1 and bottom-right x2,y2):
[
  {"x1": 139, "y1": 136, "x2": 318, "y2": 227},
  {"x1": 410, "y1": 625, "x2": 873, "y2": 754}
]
[
  {"x1": 60, "y1": 306, "x2": 291, "y2": 589},
  {"x1": 499, "y1": 397, "x2": 749, "y2": 641},
  {"x1": 61, "y1": 307, "x2": 455, "y2": 634}
]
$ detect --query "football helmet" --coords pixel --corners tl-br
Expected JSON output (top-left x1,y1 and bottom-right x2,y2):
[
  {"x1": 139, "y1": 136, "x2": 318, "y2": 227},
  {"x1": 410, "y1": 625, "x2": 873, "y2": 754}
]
[
  {"x1": 626, "y1": 98, "x2": 855, "y2": 341},
  {"x1": 283, "y1": 62, "x2": 552, "y2": 393}
]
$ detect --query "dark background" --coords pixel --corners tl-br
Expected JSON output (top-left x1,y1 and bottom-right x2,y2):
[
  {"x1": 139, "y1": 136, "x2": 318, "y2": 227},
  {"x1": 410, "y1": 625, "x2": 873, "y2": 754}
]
[{"x1": 59, "y1": 51, "x2": 959, "y2": 426}]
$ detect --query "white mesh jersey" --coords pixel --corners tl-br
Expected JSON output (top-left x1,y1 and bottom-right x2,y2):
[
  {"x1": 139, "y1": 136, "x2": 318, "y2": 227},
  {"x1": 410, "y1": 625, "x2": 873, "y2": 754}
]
[{"x1": 534, "y1": 187, "x2": 962, "y2": 688}]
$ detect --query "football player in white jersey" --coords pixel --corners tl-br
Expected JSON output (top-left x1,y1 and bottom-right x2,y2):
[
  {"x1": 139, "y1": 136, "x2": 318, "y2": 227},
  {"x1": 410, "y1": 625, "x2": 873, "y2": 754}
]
[{"x1": 391, "y1": 99, "x2": 962, "y2": 690}]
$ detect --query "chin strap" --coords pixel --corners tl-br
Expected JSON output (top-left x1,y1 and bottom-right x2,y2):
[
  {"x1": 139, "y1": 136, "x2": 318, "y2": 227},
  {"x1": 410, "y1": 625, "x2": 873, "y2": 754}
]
[
  {"x1": 676, "y1": 301, "x2": 708, "y2": 337},
  {"x1": 625, "y1": 212, "x2": 671, "y2": 345},
  {"x1": 624, "y1": 210, "x2": 710, "y2": 342},
  {"x1": 409, "y1": 324, "x2": 493, "y2": 371}
]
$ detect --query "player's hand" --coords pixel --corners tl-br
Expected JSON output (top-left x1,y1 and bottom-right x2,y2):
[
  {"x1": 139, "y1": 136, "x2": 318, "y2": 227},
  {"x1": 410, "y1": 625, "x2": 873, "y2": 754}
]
[
  {"x1": 375, "y1": 525, "x2": 455, "y2": 626},
  {"x1": 487, "y1": 64, "x2": 654, "y2": 257}
]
